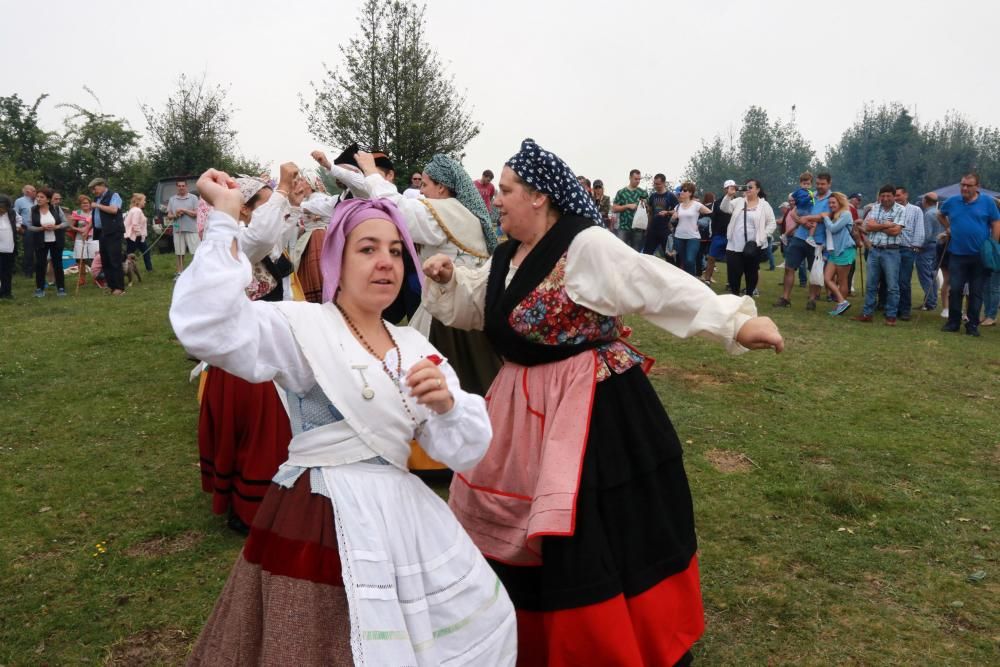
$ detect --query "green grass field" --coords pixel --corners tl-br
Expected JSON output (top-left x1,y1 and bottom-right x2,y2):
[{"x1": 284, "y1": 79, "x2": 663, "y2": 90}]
[{"x1": 1, "y1": 252, "x2": 997, "y2": 665}]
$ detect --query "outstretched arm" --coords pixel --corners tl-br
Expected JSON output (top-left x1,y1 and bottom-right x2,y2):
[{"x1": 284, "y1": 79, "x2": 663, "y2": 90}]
[{"x1": 169, "y1": 169, "x2": 315, "y2": 393}]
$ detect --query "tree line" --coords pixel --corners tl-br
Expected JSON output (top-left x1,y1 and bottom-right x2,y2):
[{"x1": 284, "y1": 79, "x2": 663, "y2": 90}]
[
  {"x1": 685, "y1": 103, "x2": 1000, "y2": 202},
  {"x1": 0, "y1": 77, "x2": 263, "y2": 206}
]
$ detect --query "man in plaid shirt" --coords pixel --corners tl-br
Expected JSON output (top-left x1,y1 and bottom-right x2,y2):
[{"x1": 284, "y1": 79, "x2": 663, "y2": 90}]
[{"x1": 853, "y1": 184, "x2": 907, "y2": 325}]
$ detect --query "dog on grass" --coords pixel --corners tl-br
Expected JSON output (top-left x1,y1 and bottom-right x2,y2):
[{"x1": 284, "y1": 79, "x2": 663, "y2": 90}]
[{"x1": 123, "y1": 253, "x2": 142, "y2": 286}]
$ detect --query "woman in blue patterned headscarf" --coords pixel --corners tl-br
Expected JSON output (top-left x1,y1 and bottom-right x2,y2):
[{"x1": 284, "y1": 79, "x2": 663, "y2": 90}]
[{"x1": 422, "y1": 138, "x2": 784, "y2": 665}]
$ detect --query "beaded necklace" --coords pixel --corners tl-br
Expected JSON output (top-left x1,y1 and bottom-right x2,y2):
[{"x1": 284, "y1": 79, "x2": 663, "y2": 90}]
[{"x1": 335, "y1": 303, "x2": 424, "y2": 437}]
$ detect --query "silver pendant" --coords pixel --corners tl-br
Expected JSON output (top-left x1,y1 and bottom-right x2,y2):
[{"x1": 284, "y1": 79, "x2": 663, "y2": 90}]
[{"x1": 352, "y1": 364, "x2": 375, "y2": 400}]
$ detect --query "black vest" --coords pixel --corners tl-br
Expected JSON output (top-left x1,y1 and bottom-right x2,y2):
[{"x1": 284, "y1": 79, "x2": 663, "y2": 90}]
[
  {"x1": 93, "y1": 190, "x2": 125, "y2": 235},
  {"x1": 30, "y1": 205, "x2": 67, "y2": 247},
  {"x1": 484, "y1": 215, "x2": 601, "y2": 366}
]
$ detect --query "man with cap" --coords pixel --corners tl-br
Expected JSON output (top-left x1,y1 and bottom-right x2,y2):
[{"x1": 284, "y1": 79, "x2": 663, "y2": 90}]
[
  {"x1": 89, "y1": 177, "x2": 126, "y2": 295},
  {"x1": 591, "y1": 179, "x2": 611, "y2": 227},
  {"x1": 917, "y1": 192, "x2": 943, "y2": 310}
]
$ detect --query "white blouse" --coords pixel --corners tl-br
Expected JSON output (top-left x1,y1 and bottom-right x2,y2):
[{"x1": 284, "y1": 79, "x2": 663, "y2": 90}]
[
  {"x1": 169, "y1": 210, "x2": 491, "y2": 465},
  {"x1": 424, "y1": 226, "x2": 757, "y2": 355}
]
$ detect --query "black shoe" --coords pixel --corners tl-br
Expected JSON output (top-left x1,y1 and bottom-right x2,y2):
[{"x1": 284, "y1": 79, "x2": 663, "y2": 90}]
[
  {"x1": 226, "y1": 510, "x2": 251, "y2": 536},
  {"x1": 941, "y1": 324, "x2": 961, "y2": 332},
  {"x1": 806, "y1": 300, "x2": 817, "y2": 311},
  {"x1": 773, "y1": 297, "x2": 791, "y2": 308},
  {"x1": 899, "y1": 315, "x2": 911, "y2": 321},
  {"x1": 919, "y1": 305, "x2": 934, "y2": 311},
  {"x1": 966, "y1": 327, "x2": 980, "y2": 337}
]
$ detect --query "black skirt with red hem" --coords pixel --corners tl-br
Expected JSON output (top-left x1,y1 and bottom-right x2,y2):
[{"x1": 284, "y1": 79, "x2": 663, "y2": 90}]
[{"x1": 488, "y1": 365, "x2": 704, "y2": 664}]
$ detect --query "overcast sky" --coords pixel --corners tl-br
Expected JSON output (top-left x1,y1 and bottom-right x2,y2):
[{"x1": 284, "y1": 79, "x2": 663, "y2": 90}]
[{"x1": 4, "y1": 0, "x2": 997, "y2": 192}]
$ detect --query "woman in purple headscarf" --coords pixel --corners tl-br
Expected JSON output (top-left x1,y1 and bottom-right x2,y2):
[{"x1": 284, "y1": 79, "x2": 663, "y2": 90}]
[
  {"x1": 171, "y1": 169, "x2": 516, "y2": 666},
  {"x1": 423, "y1": 139, "x2": 784, "y2": 666}
]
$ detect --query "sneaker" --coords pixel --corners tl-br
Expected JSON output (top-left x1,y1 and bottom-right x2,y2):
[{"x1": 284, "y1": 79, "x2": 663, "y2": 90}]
[
  {"x1": 885, "y1": 317, "x2": 897, "y2": 326},
  {"x1": 966, "y1": 327, "x2": 981, "y2": 337},
  {"x1": 825, "y1": 294, "x2": 834, "y2": 302},
  {"x1": 57, "y1": 288, "x2": 66, "y2": 297},
  {"x1": 919, "y1": 304, "x2": 935, "y2": 311},
  {"x1": 806, "y1": 299, "x2": 816, "y2": 311},
  {"x1": 752, "y1": 289, "x2": 760, "y2": 297},
  {"x1": 773, "y1": 297, "x2": 791, "y2": 308},
  {"x1": 941, "y1": 323, "x2": 960, "y2": 332},
  {"x1": 805, "y1": 237, "x2": 819, "y2": 248},
  {"x1": 981, "y1": 318, "x2": 996, "y2": 327},
  {"x1": 173, "y1": 272, "x2": 182, "y2": 281},
  {"x1": 34, "y1": 288, "x2": 44, "y2": 298},
  {"x1": 779, "y1": 234, "x2": 788, "y2": 245},
  {"x1": 830, "y1": 301, "x2": 851, "y2": 316},
  {"x1": 852, "y1": 314, "x2": 873, "y2": 322},
  {"x1": 940, "y1": 308, "x2": 949, "y2": 318},
  {"x1": 898, "y1": 315, "x2": 911, "y2": 321}
]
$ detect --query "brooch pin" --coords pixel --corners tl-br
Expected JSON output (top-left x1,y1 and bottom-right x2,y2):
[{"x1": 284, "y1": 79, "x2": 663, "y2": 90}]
[{"x1": 351, "y1": 364, "x2": 375, "y2": 400}]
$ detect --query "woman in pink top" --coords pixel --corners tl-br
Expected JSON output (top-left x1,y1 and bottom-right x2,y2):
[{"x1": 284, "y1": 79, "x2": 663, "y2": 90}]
[{"x1": 124, "y1": 193, "x2": 153, "y2": 271}]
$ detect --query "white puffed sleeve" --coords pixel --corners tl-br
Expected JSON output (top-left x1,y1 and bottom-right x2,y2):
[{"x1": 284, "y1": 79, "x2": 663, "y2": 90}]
[
  {"x1": 565, "y1": 227, "x2": 757, "y2": 354},
  {"x1": 421, "y1": 259, "x2": 492, "y2": 331},
  {"x1": 239, "y1": 191, "x2": 295, "y2": 263},
  {"x1": 169, "y1": 210, "x2": 316, "y2": 393},
  {"x1": 416, "y1": 359, "x2": 492, "y2": 472},
  {"x1": 366, "y1": 173, "x2": 448, "y2": 247}
]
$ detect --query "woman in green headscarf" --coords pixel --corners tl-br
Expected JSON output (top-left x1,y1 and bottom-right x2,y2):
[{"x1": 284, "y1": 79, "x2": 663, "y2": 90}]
[{"x1": 359, "y1": 151, "x2": 502, "y2": 399}]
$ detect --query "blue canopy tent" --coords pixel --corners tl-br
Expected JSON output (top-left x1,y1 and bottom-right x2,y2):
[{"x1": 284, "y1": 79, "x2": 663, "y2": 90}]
[{"x1": 922, "y1": 183, "x2": 1000, "y2": 201}]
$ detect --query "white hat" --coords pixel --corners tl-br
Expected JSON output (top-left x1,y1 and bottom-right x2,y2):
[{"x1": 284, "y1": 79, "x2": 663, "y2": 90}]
[{"x1": 723, "y1": 179, "x2": 736, "y2": 188}]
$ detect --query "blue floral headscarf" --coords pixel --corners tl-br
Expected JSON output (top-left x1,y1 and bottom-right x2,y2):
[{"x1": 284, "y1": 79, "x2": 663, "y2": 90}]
[{"x1": 505, "y1": 138, "x2": 604, "y2": 226}]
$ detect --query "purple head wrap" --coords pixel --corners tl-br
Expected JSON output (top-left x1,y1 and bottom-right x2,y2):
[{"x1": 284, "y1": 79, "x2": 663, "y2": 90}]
[{"x1": 319, "y1": 198, "x2": 423, "y2": 304}]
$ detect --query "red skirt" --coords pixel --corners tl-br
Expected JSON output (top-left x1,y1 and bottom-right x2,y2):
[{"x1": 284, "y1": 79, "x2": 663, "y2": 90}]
[
  {"x1": 197, "y1": 367, "x2": 292, "y2": 525},
  {"x1": 512, "y1": 558, "x2": 702, "y2": 667}
]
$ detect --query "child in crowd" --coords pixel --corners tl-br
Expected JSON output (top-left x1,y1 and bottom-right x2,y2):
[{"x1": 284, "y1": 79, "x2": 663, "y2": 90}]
[{"x1": 781, "y1": 171, "x2": 818, "y2": 246}]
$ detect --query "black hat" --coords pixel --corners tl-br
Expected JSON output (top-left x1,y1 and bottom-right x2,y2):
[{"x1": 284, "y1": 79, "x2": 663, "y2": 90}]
[
  {"x1": 334, "y1": 143, "x2": 394, "y2": 173},
  {"x1": 849, "y1": 192, "x2": 863, "y2": 200}
]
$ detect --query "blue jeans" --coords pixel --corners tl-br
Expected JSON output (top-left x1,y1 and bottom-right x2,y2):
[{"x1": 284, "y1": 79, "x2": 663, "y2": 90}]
[
  {"x1": 947, "y1": 254, "x2": 988, "y2": 330},
  {"x1": 617, "y1": 227, "x2": 645, "y2": 252},
  {"x1": 897, "y1": 247, "x2": 918, "y2": 317},
  {"x1": 674, "y1": 237, "x2": 700, "y2": 276},
  {"x1": 983, "y1": 269, "x2": 999, "y2": 319},
  {"x1": 915, "y1": 243, "x2": 938, "y2": 308},
  {"x1": 863, "y1": 247, "x2": 901, "y2": 317}
]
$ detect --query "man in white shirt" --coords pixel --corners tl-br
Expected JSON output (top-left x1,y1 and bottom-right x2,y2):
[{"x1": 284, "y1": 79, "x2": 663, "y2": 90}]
[
  {"x1": 168, "y1": 179, "x2": 200, "y2": 278},
  {"x1": 403, "y1": 172, "x2": 423, "y2": 199}
]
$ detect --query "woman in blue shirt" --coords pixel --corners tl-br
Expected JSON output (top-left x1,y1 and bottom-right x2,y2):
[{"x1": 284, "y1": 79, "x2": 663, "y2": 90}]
[{"x1": 821, "y1": 192, "x2": 856, "y2": 316}]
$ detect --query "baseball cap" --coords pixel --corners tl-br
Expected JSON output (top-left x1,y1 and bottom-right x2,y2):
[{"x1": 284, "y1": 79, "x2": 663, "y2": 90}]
[
  {"x1": 849, "y1": 192, "x2": 863, "y2": 200},
  {"x1": 723, "y1": 179, "x2": 736, "y2": 188},
  {"x1": 593, "y1": 179, "x2": 604, "y2": 188}
]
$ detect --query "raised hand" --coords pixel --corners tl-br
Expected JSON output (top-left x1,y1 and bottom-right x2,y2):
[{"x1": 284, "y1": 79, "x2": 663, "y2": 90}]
[
  {"x1": 311, "y1": 150, "x2": 331, "y2": 170},
  {"x1": 736, "y1": 316, "x2": 784, "y2": 353},
  {"x1": 355, "y1": 152, "x2": 378, "y2": 177},
  {"x1": 196, "y1": 169, "x2": 241, "y2": 219},
  {"x1": 422, "y1": 254, "x2": 454, "y2": 284},
  {"x1": 277, "y1": 162, "x2": 300, "y2": 196}
]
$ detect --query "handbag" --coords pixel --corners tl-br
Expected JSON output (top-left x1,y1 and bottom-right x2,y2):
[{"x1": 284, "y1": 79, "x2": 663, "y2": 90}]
[
  {"x1": 741, "y1": 205, "x2": 767, "y2": 263},
  {"x1": 980, "y1": 237, "x2": 1000, "y2": 272},
  {"x1": 632, "y1": 200, "x2": 649, "y2": 231}
]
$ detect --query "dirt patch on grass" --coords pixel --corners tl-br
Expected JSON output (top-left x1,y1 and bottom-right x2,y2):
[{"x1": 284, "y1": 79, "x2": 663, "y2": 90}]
[
  {"x1": 125, "y1": 530, "x2": 203, "y2": 558},
  {"x1": 806, "y1": 455, "x2": 835, "y2": 470},
  {"x1": 648, "y1": 362, "x2": 746, "y2": 388},
  {"x1": 705, "y1": 449, "x2": 755, "y2": 473},
  {"x1": 105, "y1": 627, "x2": 190, "y2": 666}
]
